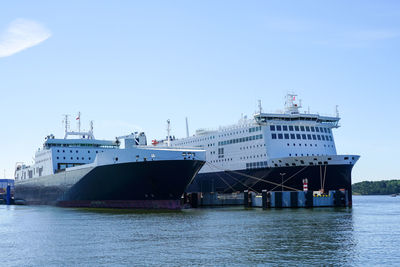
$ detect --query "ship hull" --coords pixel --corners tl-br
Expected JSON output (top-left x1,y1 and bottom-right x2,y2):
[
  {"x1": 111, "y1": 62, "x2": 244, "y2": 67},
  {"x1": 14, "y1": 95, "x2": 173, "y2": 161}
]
[
  {"x1": 14, "y1": 160, "x2": 204, "y2": 209},
  {"x1": 186, "y1": 164, "x2": 355, "y2": 205}
]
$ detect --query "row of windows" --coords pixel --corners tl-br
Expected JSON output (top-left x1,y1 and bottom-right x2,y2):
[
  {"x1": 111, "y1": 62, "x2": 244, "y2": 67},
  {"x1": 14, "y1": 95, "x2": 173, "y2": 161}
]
[
  {"x1": 240, "y1": 144, "x2": 266, "y2": 150},
  {"x1": 246, "y1": 161, "x2": 268, "y2": 169},
  {"x1": 270, "y1": 125, "x2": 331, "y2": 133},
  {"x1": 56, "y1": 156, "x2": 92, "y2": 160},
  {"x1": 218, "y1": 134, "x2": 263, "y2": 146},
  {"x1": 210, "y1": 158, "x2": 233, "y2": 163},
  {"x1": 176, "y1": 135, "x2": 216, "y2": 146},
  {"x1": 249, "y1": 126, "x2": 262, "y2": 133},
  {"x1": 271, "y1": 133, "x2": 333, "y2": 141},
  {"x1": 286, "y1": 143, "x2": 334, "y2": 148},
  {"x1": 240, "y1": 154, "x2": 266, "y2": 160},
  {"x1": 57, "y1": 149, "x2": 103, "y2": 154}
]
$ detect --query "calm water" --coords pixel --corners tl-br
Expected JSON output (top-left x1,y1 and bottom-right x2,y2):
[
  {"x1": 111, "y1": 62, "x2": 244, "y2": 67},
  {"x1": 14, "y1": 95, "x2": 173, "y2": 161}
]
[{"x1": 0, "y1": 195, "x2": 399, "y2": 266}]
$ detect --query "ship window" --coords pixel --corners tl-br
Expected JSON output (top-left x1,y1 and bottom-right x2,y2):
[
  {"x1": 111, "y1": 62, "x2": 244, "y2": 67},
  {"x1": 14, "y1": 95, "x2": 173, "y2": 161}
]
[
  {"x1": 300, "y1": 126, "x2": 305, "y2": 131},
  {"x1": 317, "y1": 135, "x2": 321, "y2": 140},
  {"x1": 319, "y1": 127, "x2": 323, "y2": 132},
  {"x1": 316, "y1": 127, "x2": 320, "y2": 132},
  {"x1": 57, "y1": 157, "x2": 59, "y2": 159},
  {"x1": 276, "y1": 125, "x2": 282, "y2": 131},
  {"x1": 284, "y1": 133, "x2": 289, "y2": 139},
  {"x1": 57, "y1": 150, "x2": 60, "y2": 152},
  {"x1": 311, "y1": 127, "x2": 315, "y2": 132},
  {"x1": 63, "y1": 157, "x2": 65, "y2": 160},
  {"x1": 82, "y1": 157, "x2": 84, "y2": 160},
  {"x1": 329, "y1": 136, "x2": 333, "y2": 141},
  {"x1": 321, "y1": 135, "x2": 325, "y2": 141},
  {"x1": 88, "y1": 151, "x2": 90, "y2": 153},
  {"x1": 71, "y1": 157, "x2": 73, "y2": 160},
  {"x1": 296, "y1": 134, "x2": 301, "y2": 139},
  {"x1": 295, "y1": 126, "x2": 299, "y2": 131},
  {"x1": 289, "y1": 126, "x2": 294, "y2": 131},
  {"x1": 302, "y1": 134, "x2": 306, "y2": 139},
  {"x1": 305, "y1": 126, "x2": 310, "y2": 132},
  {"x1": 270, "y1": 125, "x2": 275, "y2": 131},
  {"x1": 290, "y1": 134, "x2": 295, "y2": 139},
  {"x1": 76, "y1": 150, "x2": 78, "y2": 153},
  {"x1": 278, "y1": 134, "x2": 283, "y2": 139},
  {"x1": 312, "y1": 135, "x2": 316, "y2": 140},
  {"x1": 282, "y1": 125, "x2": 288, "y2": 131}
]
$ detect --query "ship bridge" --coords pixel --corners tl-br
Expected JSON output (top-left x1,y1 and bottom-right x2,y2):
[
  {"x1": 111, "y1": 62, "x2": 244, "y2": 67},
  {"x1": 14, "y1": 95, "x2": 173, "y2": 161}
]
[
  {"x1": 44, "y1": 138, "x2": 119, "y2": 149},
  {"x1": 254, "y1": 113, "x2": 340, "y2": 128},
  {"x1": 254, "y1": 94, "x2": 340, "y2": 128}
]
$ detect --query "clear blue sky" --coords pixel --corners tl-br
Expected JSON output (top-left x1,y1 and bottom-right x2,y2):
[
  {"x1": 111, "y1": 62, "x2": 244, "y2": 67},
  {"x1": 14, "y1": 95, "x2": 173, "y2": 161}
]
[{"x1": 0, "y1": 1, "x2": 399, "y2": 182}]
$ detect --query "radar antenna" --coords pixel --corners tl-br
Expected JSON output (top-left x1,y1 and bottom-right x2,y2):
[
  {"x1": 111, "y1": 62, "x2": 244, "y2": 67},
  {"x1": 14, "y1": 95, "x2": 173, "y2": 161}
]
[{"x1": 284, "y1": 93, "x2": 301, "y2": 114}]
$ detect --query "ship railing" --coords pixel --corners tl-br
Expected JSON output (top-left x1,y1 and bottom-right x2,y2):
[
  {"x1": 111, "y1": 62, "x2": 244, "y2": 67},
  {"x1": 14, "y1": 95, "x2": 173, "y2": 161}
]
[{"x1": 137, "y1": 145, "x2": 205, "y2": 151}]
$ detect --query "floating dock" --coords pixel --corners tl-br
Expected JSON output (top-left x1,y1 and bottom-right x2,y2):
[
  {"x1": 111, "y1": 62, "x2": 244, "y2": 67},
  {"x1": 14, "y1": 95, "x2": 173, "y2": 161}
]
[{"x1": 184, "y1": 189, "x2": 348, "y2": 208}]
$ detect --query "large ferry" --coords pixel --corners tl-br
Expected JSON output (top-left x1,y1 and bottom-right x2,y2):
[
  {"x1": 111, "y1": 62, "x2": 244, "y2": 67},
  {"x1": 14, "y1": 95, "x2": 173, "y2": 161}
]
[
  {"x1": 159, "y1": 94, "x2": 359, "y2": 204},
  {"x1": 14, "y1": 115, "x2": 205, "y2": 209}
]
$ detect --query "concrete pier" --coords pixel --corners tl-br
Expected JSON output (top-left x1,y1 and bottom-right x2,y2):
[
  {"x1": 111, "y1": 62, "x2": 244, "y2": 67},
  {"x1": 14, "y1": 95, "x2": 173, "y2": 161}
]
[{"x1": 186, "y1": 190, "x2": 349, "y2": 208}]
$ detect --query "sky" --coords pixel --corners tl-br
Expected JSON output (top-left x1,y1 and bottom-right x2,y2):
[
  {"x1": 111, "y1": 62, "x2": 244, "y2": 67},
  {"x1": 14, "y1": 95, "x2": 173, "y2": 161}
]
[{"x1": 0, "y1": 1, "x2": 399, "y2": 182}]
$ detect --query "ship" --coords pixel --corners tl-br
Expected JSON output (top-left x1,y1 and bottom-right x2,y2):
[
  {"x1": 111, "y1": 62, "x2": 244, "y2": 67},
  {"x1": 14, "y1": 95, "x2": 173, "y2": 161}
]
[
  {"x1": 156, "y1": 94, "x2": 359, "y2": 205},
  {"x1": 14, "y1": 115, "x2": 205, "y2": 209}
]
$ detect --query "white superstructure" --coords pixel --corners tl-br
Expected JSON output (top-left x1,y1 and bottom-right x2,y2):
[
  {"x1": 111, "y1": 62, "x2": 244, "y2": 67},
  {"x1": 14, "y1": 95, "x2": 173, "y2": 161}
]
[
  {"x1": 163, "y1": 94, "x2": 357, "y2": 173},
  {"x1": 15, "y1": 115, "x2": 203, "y2": 181}
]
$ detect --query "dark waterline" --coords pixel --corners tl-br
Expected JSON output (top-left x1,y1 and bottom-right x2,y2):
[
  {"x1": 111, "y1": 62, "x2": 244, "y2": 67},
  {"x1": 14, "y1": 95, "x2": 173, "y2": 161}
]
[{"x1": 1, "y1": 195, "x2": 399, "y2": 266}]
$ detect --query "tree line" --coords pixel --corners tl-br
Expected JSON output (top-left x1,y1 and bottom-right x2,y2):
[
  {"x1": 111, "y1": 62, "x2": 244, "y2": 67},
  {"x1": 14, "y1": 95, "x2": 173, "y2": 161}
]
[{"x1": 352, "y1": 179, "x2": 400, "y2": 195}]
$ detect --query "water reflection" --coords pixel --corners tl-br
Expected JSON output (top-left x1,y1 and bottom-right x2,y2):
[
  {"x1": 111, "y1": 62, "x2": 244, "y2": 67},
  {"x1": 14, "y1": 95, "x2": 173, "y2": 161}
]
[{"x1": 1, "y1": 197, "x2": 399, "y2": 266}]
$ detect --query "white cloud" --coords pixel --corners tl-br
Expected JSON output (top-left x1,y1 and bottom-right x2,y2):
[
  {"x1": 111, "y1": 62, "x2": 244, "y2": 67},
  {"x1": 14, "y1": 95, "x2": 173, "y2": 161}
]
[{"x1": 0, "y1": 18, "x2": 51, "y2": 58}]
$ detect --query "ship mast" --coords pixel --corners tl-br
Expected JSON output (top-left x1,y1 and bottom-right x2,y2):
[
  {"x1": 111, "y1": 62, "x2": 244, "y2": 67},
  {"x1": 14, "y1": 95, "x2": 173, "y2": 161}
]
[
  {"x1": 185, "y1": 117, "x2": 189, "y2": 138},
  {"x1": 167, "y1": 119, "x2": 171, "y2": 147}
]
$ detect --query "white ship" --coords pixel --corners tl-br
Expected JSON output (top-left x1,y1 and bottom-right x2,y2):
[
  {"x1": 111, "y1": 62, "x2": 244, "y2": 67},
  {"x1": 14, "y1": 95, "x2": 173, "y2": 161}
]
[
  {"x1": 14, "y1": 115, "x2": 205, "y2": 209},
  {"x1": 156, "y1": 94, "x2": 359, "y2": 204}
]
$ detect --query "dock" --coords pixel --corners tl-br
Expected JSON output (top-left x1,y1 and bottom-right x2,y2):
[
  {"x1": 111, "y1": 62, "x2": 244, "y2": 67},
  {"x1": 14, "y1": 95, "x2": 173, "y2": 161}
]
[{"x1": 184, "y1": 189, "x2": 349, "y2": 208}]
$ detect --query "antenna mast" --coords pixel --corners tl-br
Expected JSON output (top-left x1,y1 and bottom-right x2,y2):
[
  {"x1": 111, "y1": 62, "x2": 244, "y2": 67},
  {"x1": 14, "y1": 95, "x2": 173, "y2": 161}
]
[
  {"x1": 258, "y1": 100, "x2": 263, "y2": 113},
  {"x1": 77, "y1": 112, "x2": 81, "y2": 133},
  {"x1": 89, "y1": 120, "x2": 94, "y2": 139},
  {"x1": 167, "y1": 119, "x2": 171, "y2": 147},
  {"x1": 336, "y1": 105, "x2": 339, "y2": 117},
  {"x1": 185, "y1": 117, "x2": 189, "y2": 138},
  {"x1": 63, "y1": 114, "x2": 70, "y2": 138}
]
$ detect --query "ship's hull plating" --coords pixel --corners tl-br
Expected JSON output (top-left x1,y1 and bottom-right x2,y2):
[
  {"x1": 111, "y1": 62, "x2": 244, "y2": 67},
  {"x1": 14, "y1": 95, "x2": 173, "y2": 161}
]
[
  {"x1": 186, "y1": 164, "x2": 355, "y2": 204},
  {"x1": 15, "y1": 160, "x2": 204, "y2": 209}
]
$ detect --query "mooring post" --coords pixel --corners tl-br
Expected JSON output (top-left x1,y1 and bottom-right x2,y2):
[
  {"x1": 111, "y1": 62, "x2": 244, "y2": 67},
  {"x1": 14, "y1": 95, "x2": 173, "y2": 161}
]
[
  {"x1": 244, "y1": 190, "x2": 249, "y2": 207},
  {"x1": 6, "y1": 185, "x2": 11, "y2": 205},
  {"x1": 262, "y1": 190, "x2": 267, "y2": 209},
  {"x1": 191, "y1": 193, "x2": 198, "y2": 208}
]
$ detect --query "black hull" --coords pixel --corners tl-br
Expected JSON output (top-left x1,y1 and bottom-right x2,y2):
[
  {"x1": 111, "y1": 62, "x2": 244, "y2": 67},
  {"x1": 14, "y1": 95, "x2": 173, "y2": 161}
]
[
  {"x1": 186, "y1": 164, "x2": 355, "y2": 205},
  {"x1": 15, "y1": 160, "x2": 204, "y2": 209}
]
